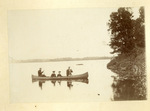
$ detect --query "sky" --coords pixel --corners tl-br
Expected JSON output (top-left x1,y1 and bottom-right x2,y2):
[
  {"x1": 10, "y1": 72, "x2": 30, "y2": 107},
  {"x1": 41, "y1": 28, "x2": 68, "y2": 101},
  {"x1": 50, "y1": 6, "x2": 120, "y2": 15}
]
[{"x1": 8, "y1": 7, "x2": 140, "y2": 60}]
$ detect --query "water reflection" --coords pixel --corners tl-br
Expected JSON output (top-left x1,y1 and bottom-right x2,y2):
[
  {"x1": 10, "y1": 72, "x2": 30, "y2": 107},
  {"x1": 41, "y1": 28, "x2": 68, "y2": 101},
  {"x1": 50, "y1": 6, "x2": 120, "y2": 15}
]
[
  {"x1": 51, "y1": 80, "x2": 56, "y2": 86},
  {"x1": 111, "y1": 76, "x2": 146, "y2": 101},
  {"x1": 39, "y1": 81, "x2": 45, "y2": 90},
  {"x1": 67, "y1": 81, "x2": 73, "y2": 90},
  {"x1": 32, "y1": 79, "x2": 89, "y2": 90},
  {"x1": 58, "y1": 80, "x2": 61, "y2": 85}
]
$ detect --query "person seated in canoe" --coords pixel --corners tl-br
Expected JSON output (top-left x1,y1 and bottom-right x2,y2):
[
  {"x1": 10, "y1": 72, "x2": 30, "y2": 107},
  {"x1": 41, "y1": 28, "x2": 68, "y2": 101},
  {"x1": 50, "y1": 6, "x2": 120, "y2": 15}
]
[
  {"x1": 38, "y1": 68, "x2": 45, "y2": 77},
  {"x1": 66, "y1": 67, "x2": 73, "y2": 76},
  {"x1": 51, "y1": 71, "x2": 56, "y2": 77},
  {"x1": 57, "y1": 71, "x2": 62, "y2": 77}
]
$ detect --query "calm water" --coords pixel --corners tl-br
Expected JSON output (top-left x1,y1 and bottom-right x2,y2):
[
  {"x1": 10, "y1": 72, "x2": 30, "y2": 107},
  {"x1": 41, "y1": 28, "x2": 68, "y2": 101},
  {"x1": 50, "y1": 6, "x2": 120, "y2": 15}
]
[{"x1": 10, "y1": 60, "x2": 116, "y2": 103}]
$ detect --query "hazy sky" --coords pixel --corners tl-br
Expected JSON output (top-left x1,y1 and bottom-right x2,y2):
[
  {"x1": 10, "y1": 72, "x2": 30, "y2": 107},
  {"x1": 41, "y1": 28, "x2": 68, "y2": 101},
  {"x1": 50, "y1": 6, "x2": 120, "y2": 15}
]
[{"x1": 8, "y1": 8, "x2": 140, "y2": 59}]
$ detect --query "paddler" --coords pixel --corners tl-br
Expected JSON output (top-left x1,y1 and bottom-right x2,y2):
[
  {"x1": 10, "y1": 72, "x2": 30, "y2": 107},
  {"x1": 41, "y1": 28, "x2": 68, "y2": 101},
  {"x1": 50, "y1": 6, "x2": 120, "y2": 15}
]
[
  {"x1": 66, "y1": 67, "x2": 73, "y2": 76},
  {"x1": 38, "y1": 68, "x2": 44, "y2": 77}
]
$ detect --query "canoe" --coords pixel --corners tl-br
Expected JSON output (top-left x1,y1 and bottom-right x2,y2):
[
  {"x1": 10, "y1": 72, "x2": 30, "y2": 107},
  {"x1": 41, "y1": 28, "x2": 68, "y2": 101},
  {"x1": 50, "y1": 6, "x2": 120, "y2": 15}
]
[{"x1": 32, "y1": 72, "x2": 88, "y2": 80}]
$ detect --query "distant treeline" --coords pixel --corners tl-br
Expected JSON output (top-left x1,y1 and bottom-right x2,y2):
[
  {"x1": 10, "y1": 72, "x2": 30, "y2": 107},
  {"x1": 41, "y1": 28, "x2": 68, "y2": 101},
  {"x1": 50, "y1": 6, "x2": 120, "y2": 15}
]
[{"x1": 10, "y1": 56, "x2": 112, "y2": 63}]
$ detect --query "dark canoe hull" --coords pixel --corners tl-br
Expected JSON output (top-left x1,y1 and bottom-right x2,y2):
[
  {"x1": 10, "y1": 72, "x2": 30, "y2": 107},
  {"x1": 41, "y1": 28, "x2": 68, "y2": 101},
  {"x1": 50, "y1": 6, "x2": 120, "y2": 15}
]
[{"x1": 32, "y1": 72, "x2": 88, "y2": 80}]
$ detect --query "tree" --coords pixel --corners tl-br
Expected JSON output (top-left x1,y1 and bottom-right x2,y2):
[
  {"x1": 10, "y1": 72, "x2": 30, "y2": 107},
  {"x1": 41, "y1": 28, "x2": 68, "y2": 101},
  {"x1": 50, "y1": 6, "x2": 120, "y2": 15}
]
[
  {"x1": 108, "y1": 7, "x2": 135, "y2": 54},
  {"x1": 108, "y1": 7, "x2": 145, "y2": 55},
  {"x1": 133, "y1": 7, "x2": 145, "y2": 48}
]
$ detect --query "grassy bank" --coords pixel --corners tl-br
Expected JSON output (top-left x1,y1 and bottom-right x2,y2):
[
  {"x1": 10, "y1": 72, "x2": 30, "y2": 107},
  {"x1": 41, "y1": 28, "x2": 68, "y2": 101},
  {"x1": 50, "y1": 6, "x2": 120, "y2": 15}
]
[{"x1": 107, "y1": 47, "x2": 146, "y2": 100}]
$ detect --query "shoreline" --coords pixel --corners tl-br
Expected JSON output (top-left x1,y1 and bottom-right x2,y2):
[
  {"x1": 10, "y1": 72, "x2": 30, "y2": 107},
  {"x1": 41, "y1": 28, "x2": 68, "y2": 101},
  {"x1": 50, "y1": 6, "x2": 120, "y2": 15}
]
[{"x1": 10, "y1": 57, "x2": 112, "y2": 63}]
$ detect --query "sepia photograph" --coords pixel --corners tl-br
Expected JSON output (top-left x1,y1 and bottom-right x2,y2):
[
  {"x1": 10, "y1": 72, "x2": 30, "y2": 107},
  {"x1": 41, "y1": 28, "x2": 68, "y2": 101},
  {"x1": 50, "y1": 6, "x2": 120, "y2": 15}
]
[{"x1": 8, "y1": 7, "x2": 146, "y2": 103}]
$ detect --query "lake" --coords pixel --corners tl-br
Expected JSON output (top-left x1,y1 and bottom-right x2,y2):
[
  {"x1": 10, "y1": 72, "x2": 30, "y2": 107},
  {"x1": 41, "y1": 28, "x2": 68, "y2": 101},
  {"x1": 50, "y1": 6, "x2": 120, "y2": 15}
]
[{"x1": 9, "y1": 59, "x2": 116, "y2": 103}]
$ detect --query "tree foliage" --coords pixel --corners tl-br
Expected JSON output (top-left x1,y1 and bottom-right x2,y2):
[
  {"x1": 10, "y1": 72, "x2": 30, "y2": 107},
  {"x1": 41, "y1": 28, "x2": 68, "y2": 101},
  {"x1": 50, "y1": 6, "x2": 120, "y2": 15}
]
[
  {"x1": 133, "y1": 7, "x2": 145, "y2": 48},
  {"x1": 108, "y1": 7, "x2": 145, "y2": 54}
]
